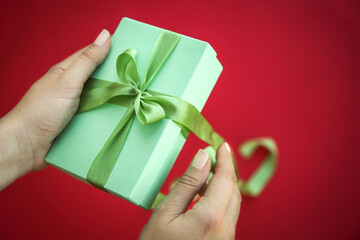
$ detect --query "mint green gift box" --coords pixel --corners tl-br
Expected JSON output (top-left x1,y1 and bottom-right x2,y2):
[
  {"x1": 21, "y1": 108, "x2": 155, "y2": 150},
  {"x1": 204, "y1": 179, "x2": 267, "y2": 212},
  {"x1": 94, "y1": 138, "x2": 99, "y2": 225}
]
[{"x1": 45, "y1": 17, "x2": 223, "y2": 210}]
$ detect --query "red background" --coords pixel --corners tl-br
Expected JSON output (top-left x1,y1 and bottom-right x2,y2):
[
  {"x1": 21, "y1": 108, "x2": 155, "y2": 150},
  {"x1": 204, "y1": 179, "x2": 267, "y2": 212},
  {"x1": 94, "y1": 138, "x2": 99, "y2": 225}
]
[{"x1": 0, "y1": 0, "x2": 359, "y2": 239}]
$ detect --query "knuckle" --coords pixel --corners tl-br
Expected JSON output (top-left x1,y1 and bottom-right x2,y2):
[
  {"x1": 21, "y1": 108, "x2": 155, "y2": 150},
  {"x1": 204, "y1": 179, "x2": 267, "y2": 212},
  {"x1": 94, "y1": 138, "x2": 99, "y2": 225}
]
[
  {"x1": 48, "y1": 64, "x2": 66, "y2": 76},
  {"x1": 196, "y1": 201, "x2": 223, "y2": 230},
  {"x1": 218, "y1": 169, "x2": 237, "y2": 185},
  {"x1": 61, "y1": 79, "x2": 83, "y2": 96},
  {"x1": 204, "y1": 209, "x2": 223, "y2": 230},
  {"x1": 178, "y1": 171, "x2": 202, "y2": 189},
  {"x1": 153, "y1": 203, "x2": 167, "y2": 216},
  {"x1": 79, "y1": 47, "x2": 99, "y2": 66}
]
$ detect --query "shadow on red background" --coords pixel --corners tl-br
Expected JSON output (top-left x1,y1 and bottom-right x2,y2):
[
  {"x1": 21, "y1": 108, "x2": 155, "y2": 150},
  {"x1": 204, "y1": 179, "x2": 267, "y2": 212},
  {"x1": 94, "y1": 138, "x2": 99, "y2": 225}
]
[{"x1": 0, "y1": 0, "x2": 359, "y2": 239}]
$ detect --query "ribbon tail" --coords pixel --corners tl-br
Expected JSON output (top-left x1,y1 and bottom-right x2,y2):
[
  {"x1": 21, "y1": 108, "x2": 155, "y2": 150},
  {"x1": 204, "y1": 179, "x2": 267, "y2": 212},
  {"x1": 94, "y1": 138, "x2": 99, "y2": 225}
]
[
  {"x1": 146, "y1": 92, "x2": 279, "y2": 208},
  {"x1": 173, "y1": 122, "x2": 191, "y2": 139},
  {"x1": 86, "y1": 105, "x2": 136, "y2": 189},
  {"x1": 237, "y1": 137, "x2": 278, "y2": 197},
  {"x1": 147, "y1": 91, "x2": 225, "y2": 149},
  {"x1": 172, "y1": 111, "x2": 224, "y2": 149}
]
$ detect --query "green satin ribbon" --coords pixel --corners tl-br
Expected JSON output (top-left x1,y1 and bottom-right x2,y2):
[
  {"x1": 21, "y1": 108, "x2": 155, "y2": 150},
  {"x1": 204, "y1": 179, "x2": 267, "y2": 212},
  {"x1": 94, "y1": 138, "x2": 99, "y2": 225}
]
[
  {"x1": 237, "y1": 137, "x2": 278, "y2": 196},
  {"x1": 77, "y1": 30, "x2": 278, "y2": 208},
  {"x1": 77, "y1": 30, "x2": 224, "y2": 189}
]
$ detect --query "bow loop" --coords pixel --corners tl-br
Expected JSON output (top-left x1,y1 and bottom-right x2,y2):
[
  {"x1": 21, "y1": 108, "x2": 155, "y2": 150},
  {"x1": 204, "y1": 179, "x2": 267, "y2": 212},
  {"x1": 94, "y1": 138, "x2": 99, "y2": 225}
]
[{"x1": 116, "y1": 49, "x2": 141, "y2": 89}]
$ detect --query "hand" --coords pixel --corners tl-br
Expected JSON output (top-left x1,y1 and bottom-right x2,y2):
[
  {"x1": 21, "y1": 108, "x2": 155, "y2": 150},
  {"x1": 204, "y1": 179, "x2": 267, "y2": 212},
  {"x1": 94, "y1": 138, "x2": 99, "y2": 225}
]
[
  {"x1": 0, "y1": 29, "x2": 111, "y2": 189},
  {"x1": 139, "y1": 143, "x2": 241, "y2": 240}
]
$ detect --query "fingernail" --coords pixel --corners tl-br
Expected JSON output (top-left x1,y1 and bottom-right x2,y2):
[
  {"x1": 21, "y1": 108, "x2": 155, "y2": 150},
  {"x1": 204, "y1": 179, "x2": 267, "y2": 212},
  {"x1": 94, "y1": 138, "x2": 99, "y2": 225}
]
[
  {"x1": 94, "y1": 29, "x2": 110, "y2": 46},
  {"x1": 192, "y1": 149, "x2": 209, "y2": 169},
  {"x1": 224, "y1": 142, "x2": 231, "y2": 152}
]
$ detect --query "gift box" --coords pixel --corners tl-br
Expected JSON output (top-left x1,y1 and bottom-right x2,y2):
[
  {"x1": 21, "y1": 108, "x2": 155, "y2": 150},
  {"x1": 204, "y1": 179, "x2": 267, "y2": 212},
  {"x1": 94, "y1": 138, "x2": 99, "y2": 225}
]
[{"x1": 45, "y1": 17, "x2": 223, "y2": 210}]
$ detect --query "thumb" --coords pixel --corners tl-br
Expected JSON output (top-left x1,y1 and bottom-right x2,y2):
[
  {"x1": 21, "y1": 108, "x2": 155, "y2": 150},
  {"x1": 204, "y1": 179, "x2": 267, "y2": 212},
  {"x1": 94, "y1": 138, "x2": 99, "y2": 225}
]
[
  {"x1": 62, "y1": 29, "x2": 111, "y2": 87},
  {"x1": 154, "y1": 149, "x2": 211, "y2": 220}
]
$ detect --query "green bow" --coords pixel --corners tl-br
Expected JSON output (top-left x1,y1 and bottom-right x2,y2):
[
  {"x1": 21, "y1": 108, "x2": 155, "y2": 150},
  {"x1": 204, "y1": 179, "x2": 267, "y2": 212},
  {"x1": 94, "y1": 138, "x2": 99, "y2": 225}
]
[
  {"x1": 77, "y1": 30, "x2": 224, "y2": 189},
  {"x1": 77, "y1": 30, "x2": 278, "y2": 208}
]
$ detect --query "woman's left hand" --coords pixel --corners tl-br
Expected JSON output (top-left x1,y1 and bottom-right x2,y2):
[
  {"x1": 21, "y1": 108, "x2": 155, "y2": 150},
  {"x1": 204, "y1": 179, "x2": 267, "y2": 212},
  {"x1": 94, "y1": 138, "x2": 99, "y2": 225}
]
[{"x1": 0, "y1": 29, "x2": 111, "y2": 189}]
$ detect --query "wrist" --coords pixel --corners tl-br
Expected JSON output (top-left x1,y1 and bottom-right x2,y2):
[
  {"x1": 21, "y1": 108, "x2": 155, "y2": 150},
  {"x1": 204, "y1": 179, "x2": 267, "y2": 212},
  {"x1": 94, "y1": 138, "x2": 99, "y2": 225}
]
[{"x1": 0, "y1": 111, "x2": 34, "y2": 189}]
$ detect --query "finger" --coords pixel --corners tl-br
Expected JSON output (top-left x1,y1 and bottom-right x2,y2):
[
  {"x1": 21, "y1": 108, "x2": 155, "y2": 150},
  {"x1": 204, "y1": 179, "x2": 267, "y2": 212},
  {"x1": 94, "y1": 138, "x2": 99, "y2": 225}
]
[
  {"x1": 154, "y1": 149, "x2": 211, "y2": 220},
  {"x1": 62, "y1": 29, "x2": 111, "y2": 86},
  {"x1": 202, "y1": 142, "x2": 236, "y2": 215},
  {"x1": 224, "y1": 183, "x2": 241, "y2": 228}
]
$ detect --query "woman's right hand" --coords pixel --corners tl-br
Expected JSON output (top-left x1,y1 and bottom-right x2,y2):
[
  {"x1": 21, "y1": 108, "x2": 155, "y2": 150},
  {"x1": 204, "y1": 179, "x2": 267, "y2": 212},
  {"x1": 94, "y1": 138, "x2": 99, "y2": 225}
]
[{"x1": 139, "y1": 142, "x2": 241, "y2": 240}]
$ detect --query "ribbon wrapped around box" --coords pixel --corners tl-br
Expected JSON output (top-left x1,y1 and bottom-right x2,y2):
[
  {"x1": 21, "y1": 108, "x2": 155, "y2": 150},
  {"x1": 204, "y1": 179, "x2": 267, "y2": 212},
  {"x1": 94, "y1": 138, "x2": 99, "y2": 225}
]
[{"x1": 45, "y1": 17, "x2": 278, "y2": 210}]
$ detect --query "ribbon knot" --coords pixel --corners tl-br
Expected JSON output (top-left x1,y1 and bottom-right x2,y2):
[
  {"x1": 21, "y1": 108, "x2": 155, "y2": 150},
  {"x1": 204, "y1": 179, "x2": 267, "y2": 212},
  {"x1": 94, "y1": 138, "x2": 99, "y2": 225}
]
[{"x1": 134, "y1": 90, "x2": 166, "y2": 125}]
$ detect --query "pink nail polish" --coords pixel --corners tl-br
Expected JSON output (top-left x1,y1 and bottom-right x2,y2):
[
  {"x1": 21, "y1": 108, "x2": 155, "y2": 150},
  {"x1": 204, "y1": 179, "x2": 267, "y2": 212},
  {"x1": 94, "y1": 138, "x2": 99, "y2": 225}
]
[
  {"x1": 94, "y1": 29, "x2": 110, "y2": 46},
  {"x1": 192, "y1": 149, "x2": 209, "y2": 169}
]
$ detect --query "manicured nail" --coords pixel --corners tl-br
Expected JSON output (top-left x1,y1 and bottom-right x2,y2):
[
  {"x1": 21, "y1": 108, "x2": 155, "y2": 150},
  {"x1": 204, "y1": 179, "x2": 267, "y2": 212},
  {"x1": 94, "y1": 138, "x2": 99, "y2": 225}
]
[
  {"x1": 192, "y1": 149, "x2": 209, "y2": 169},
  {"x1": 224, "y1": 142, "x2": 231, "y2": 152},
  {"x1": 94, "y1": 29, "x2": 110, "y2": 46}
]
